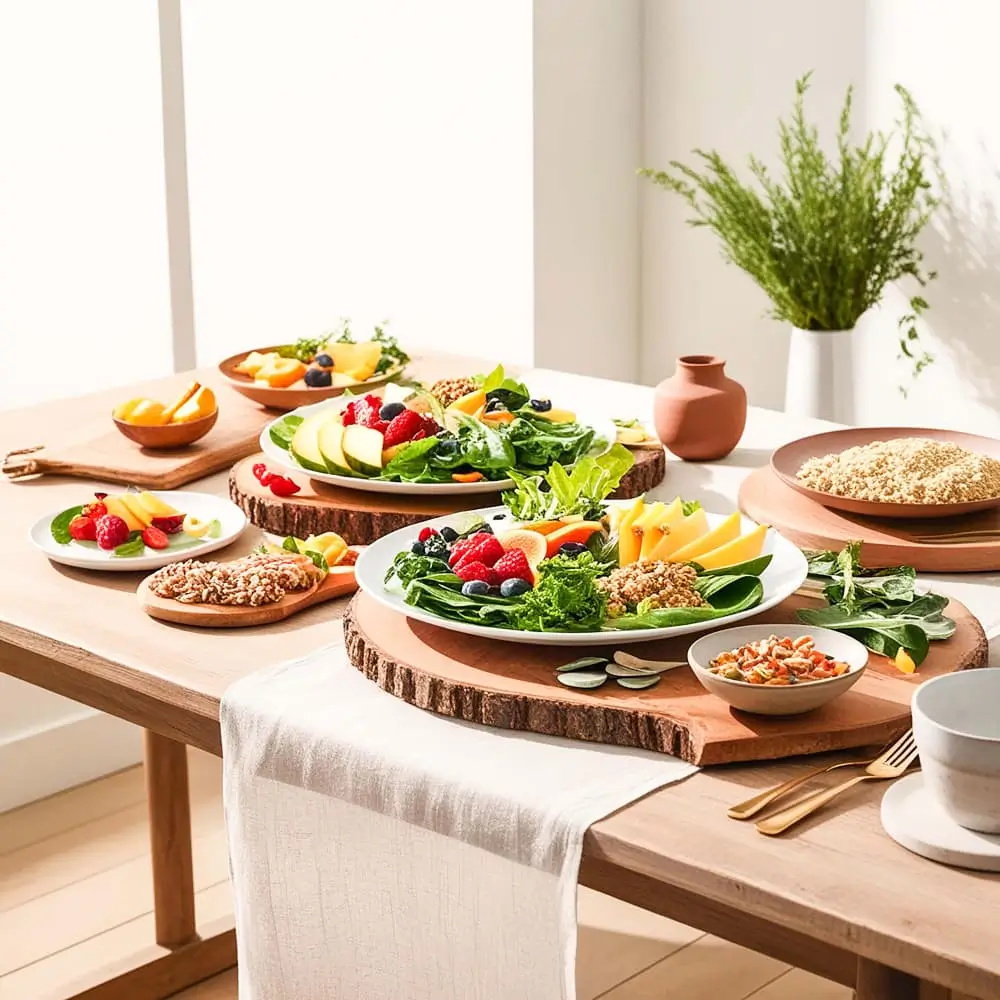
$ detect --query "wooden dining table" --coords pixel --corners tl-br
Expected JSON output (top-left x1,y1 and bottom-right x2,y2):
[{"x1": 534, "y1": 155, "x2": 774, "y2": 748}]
[{"x1": 1, "y1": 362, "x2": 998, "y2": 1000}]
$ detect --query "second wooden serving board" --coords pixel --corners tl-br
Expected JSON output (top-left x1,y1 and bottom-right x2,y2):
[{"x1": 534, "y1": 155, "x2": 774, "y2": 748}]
[{"x1": 343, "y1": 590, "x2": 987, "y2": 766}]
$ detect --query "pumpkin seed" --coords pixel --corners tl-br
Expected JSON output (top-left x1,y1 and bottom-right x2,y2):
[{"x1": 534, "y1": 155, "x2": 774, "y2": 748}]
[
  {"x1": 607, "y1": 661, "x2": 682, "y2": 677},
  {"x1": 556, "y1": 656, "x2": 609, "y2": 673},
  {"x1": 613, "y1": 651, "x2": 685, "y2": 673},
  {"x1": 616, "y1": 674, "x2": 661, "y2": 690},
  {"x1": 556, "y1": 670, "x2": 608, "y2": 689}
]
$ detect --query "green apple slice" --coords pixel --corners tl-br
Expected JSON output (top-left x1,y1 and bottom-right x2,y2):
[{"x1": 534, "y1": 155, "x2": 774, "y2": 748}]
[
  {"x1": 342, "y1": 425, "x2": 383, "y2": 477},
  {"x1": 291, "y1": 411, "x2": 333, "y2": 474},
  {"x1": 317, "y1": 419, "x2": 355, "y2": 477}
]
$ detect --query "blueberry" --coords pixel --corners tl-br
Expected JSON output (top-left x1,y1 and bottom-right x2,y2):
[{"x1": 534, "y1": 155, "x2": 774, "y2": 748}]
[
  {"x1": 500, "y1": 578, "x2": 531, "y2": 597},
  {"x1": 492, "y1": 514, "x2": 505, "y2": 521},
  {"x1": 529, "y1": 398, "x2": 552, "y2": 412},
  {"x1": 410, "y1": 540, "x2": 426, "y2": 555},
  {"x1": 315, "y1": 353, "x2": 334, "y2": 368},
  {"x1": 436, "y1": 438, "x2": 459, "y2": 455},
  {"x1": 440, "y1": 526, "x2": 459, "y2": 542},
  {"x1": 558, "y1": 542, "x2": 588, "y2": 556},
  {"x1": 304, "y1": 368, "x2": 333, "y2": 387},
  {"x1": 379, "y1": 401, "x2": 406, "y2": 421},
  {"x1": 461, "y1": 580, "x2": 490, "y2": 597},
  {"x1": 485, "y1": 398, "x2": 507, "y2": 413}
]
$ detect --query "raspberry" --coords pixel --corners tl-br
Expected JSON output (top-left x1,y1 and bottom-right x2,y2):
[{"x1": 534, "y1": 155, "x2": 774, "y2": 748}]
[
  {"x1": 373, "y1": 420, "x2": 390, "y2": 434},
  {"x1": 454, "y1": 533, "x2": 505, "y2": 569},
  {"x1": 420, "y1": 415, "x2": 441, "y2": 436},
  {"x1": 353, "y1": 394, "x2": 384, "y2": 429},
  {"x1": 141, "y1": 526, "x2": 170, "y2": 550},
  {"x1": 342, "y1": 400, "x2": 357, "y2": 425},
  {"x1": 412, "y1": 429, "x2": 427, "y2": 441},
  {"x1": 382, "y1": 408, "x2": 424, "y2": 447},
  {"x1": 493, "y1": 548, "x2": 533, "y2": 584},
  {"x1": 95, "y1": 514, "x2": 130, "y2": 550},
  {"x1": 81, "y1": 501, "x2": 108, "y2": 520},
  {"x1": 68, "y1": 515, "x2": 97, "y2": 542},
  {"x1": 454, "y1": 560, "x2": 495, "y2": 584},
  {"x1": 418, "y1": 527, "x2": 439, "y2": 542}
]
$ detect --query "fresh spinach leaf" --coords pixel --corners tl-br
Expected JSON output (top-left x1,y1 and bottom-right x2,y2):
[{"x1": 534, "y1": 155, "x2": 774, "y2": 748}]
[
  {"x1": 269, "y1": 414, "x2": 304, "y2": 450},
  {"x1": 50, "y1": 506, "x2": 84, "y2": 544},
  {"x1": 113, "y1": 535, "x2": 146, "y2": 558}
]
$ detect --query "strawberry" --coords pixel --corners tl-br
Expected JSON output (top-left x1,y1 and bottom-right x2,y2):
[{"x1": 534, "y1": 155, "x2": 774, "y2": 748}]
[
  {"x1": 412, "y1": 429, "x2": 427, "y2": 441},
  {"x1": 81, "y1": 500, "x2": 108, "y2": 520},
  {"x1": 454, "y1": 560, "x2": 498, "y2": 585},
  {"x1": 493, "y1": 548, "x2": 533, "y2": 584},
  {"x1": 94, "y1": 514, "x2": 130, "y2": 550},
  {"x1": 141, "y1": 526, "x2": 170, "y2": 550},
  {"x1": 382, "y1": 408, "x2": 424, "y2": 447},
  {"x1": 353, "y1": 394, "x2": 384, "y2": 429},
  {"x1": 68, "y1": 515, "x2": 97, "y2": 542},
  {"x1": 454, "y1": 533, "x2": 505, "y2": 569},
  {"x1": 418, "y1": 527, "x2": 439, "y2": 542},
  {"x1": 342, "y1": 400, "x2": 357, "y2": 425}
]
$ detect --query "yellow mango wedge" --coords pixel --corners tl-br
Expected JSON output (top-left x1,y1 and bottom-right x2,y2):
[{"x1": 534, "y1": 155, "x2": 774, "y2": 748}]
[
  {"x1": 615, "y1": 496, "x2": 647, "y2": 566},
  {"x1": 635, "y1": 502, "x2": 667, "y2": 561},
  {"x1": 103, "y1": 495, "x2": 145, "y2": 533},
  {"x1": 640, "y1": 497, "x2": 684, "y2": 559},
  {"x1": 668, "y1": 511, "x2": 742, "y2": 563},
  {"x1": 648, "y1": 508, "x2": 709, "y2": 561},
  {"x1": 696, "y1": 523, "x2": 769, "y2": 570}
]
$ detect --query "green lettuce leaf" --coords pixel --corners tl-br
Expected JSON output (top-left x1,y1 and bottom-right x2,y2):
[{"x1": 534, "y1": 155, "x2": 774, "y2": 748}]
[
  {"x1": 269, "y1": 414, "x2": 304, "y2": 451},
  {"x1": 51, "y1": 505, "x2": 84, "y2": 544}
]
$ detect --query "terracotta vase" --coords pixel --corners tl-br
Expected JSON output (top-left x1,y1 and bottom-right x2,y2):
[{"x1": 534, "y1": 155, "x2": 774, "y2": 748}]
[{"x1": 653, "y1": 355, "x2": 746, "y2": 461}]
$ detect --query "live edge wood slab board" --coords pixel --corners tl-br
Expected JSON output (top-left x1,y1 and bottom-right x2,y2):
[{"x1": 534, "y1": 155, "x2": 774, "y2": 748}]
[
  {"x1": 739, "y1": 466, "x2": 1000, "y2": 572},
  {"x1": 229, "y1": 446, "x2": 666, "y2": 543},
  {"x1": 343, "y1": 591, "x2": 987, "y2": 765}
]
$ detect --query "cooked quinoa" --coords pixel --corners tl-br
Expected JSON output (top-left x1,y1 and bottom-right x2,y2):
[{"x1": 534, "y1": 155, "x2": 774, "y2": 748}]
[
  {"x1": 796, "y1": 437, "x2": 1000, "y2": 504},
  {"x1": 147, "y1": 552, "x2": 323, "y2": 606},
  {"x1": 429, "y1": 377, "x2": 479, "y2": 407},
  {"x1": 596, "y1": 560, "x2": 705, "y2": 617}
]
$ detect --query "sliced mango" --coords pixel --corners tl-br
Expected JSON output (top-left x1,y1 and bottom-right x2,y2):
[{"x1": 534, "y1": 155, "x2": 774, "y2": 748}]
[
  {"x1": 648, "y1": 508, "x2": 709, "y2": 561},
  {"x1": 616, "y1": 496, "x2": 648, "y2": 566},
  {"x1": 103, "y1": 495, "x2": 144, "y2": 533},
  {"x1": 256, "y1": 357, "x2": 308, "y2": 388},
  {"x1": 636, "y1": 502, "x2": 668, "y2": 561},
  {"x1": 695, "y1": 523, "x2": 769, "y2": 570},
  {"x1": 533, "y1": 407, "x2": 576, "y2": 423},
  {"x1": 233, "y1": 351, "x2": 273, "y2": 376},
  {"x1": 135, "y1": 491, "x2": 180, "y2": 518},
  {"x1": 668, "y1": 511, "x2": 742, "y2": 563},
  {"x1": 119, "y1": 494, "x2": 154, "y2": 528}
]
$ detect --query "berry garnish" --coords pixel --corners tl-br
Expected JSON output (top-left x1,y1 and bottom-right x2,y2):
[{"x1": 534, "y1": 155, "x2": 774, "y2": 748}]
[
  {"x1": 411, "y1": 540, "x2": 426, "y2": 555},
  {"x1": 342, "y1": 400, "x2": 357, "y2": 425},
  {"x1": 353, "y1": 394, "x2": 384, "y2": 429},
  {"x1": 412, "y1": 429, "x2": 427, "y2": 441},
  {"x1": 500, "y1": 577, "x2": 531, "y2": 597},
  {"x1": 315, "y1": 353, "x2": 334, "y2": 368},
  {"x1": 420, "y1": 415, "x2": 441, "y2": 436},
  {"x1": 251, "y1": 462, "x2": 275, "y2": 486},
  {"x1": 151, "y1": 514, "x2": 185, "y2": 534},
  {"x1": 454, "y1": 560, "x2": 495, "y2": 584},
  {"x1": 304, "y1": 368, "x2": 333, "y2": 387},
  {"x1": 68, "y1": 515, "x2": 97, "y2": 542},
  {"x1": 461, "y1": 579, "x2": 491, "y2": 597},
  {"x1": 557, "y1": 542, "x2": 588, "y2": 556},
  {"x1": 418, "y1": 527, "x2": 438, "y2": 542},
  {"x1": 440, "y1": 526, "x2": 458, "y2": 542},
  {"x1": 379, "y1": 401, "x2": 406, "y2": 421},
  {"x1": 423, "y1": 534, "x2": 449, "y2": 558},
  {"x1": 493, "y1": 548, "x2": 533, "y2": 584},
  {"x1": 268, "y1": 475, "x2": 301, "y2": 497},
  {"x1": 141, "y1": 526, "x2": 170, "y2": 550},
  {"x1": 95, "y1": 514, "x2": 130, "y2": 550},
  {"x1": 382, "y1": 408, "x2": 424, "y2": 447},
  {"x1": 81, "y1": 501, "x2": 108, "y2": 520},
  {"x1": 451, "y1": 532, "x2": 505, "y2": 569},
  {"x1": 529, "y1": 398, "x2": 552, "y2": 412}
]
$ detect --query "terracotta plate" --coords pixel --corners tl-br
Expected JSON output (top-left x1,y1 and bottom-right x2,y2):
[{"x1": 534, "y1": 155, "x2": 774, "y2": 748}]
[
  {"x1": 771, "y1": 427, "x2": 1000, "y2": 519},
  {"x1": 218, "y1": 345, "x2": 403, "y2": 412}
]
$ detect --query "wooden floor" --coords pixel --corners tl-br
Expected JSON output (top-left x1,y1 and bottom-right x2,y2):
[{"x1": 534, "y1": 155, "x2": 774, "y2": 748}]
[{"x1": 0, "y1": 749, "x2": 850, "y2": 1000}]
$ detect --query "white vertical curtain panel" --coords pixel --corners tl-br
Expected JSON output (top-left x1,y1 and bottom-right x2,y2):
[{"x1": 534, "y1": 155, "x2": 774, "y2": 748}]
[{"x1": 222, "y1": 643, "x2": 696, "y2": 1000}]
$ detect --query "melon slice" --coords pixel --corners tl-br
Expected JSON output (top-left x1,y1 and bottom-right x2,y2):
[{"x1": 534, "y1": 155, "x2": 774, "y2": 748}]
[
  {"x1": 668, "y1": 511, "x2": 742, "y2": 563},
  {"x1": 696, "y1": 523, "x2": 769, "y2": 570},
  {"x1": 119, "y1": 494, "x2": 154, "y2": 528},
  {"x1": 103, "y1": 495, "x2": 144, "y2": 533},
  {"x1": 291, "y1": 411, "x2": 334, "y2": 474},
  {"x1": 342, "y1": 425, "x2": 383, "y2": 477},
  {"x1": 615, "y1": 496, "x2": 648, "y2": 566},
  {"x1": 134, "y1": 491, "x2": 180, "y2": 518},
  {"x1": 635, "y1": 502, "x2": 668, "y2": 561},
  {"x1": 648, "y1": 508, "x2": 709, "y2": 561}
]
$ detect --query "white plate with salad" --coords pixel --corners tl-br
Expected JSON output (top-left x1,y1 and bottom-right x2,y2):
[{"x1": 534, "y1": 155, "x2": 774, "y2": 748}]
[
  {"x1": 354, "y1": 449, "x2": 809, "y2": 645},
  {"x1": 260, "y1": 365, "x2": 617, "y2": 495},
  {"x1": 31, "y1": 490, "x2": 247, "y2": 571}
]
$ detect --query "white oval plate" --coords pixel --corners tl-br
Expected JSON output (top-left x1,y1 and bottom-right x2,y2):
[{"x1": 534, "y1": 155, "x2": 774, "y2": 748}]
[
  {"x1": 30, "y1": 491, "x2": 247, "y2": 572},
  {"x1": 259, "y1": 396, "x2": 617, "y2": 496},
  {"x1": 355, "y1": 504, "x2": 809, "y2": 645}
]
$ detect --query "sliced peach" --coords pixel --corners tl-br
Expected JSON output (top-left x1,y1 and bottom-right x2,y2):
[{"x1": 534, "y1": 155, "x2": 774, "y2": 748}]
[
  {"x1": 522, "y1": 520, "x2": 565, "y2": 536},
  {"x1": 544, "y1": 521, "x2": 604, "y2": 557},
  {"x1": 256, "y1": 357, "x2": 308, "y2": 388}
]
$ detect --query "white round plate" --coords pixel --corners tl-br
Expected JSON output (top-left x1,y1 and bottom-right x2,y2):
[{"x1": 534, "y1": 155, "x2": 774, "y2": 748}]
[
  {"x1": 881, "y1": 772, "x2": 1000, "y2": 872},
  {"x1": 30, "y1": 491, "x2": 247, "y2": 572},
  {"x1": 354, "y1": 504, "x2": 809, "y2": 645},
  {"x1": 259, "y1": 397, "x2": 617, "y2": 496}
]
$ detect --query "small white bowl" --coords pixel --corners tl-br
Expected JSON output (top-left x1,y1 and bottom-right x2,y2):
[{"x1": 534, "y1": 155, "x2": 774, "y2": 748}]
[
  {"x1": 912, "y1": 670, "x2": 1000, "y2": 834},
  {"x1": 687, "y1": 624, "x2": 868, "y2": 716}
]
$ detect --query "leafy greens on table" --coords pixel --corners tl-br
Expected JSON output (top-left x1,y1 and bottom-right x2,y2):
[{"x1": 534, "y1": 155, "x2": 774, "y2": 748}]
[{"x1": 797, "y1": 541, "x2": 955, "y2": 664}]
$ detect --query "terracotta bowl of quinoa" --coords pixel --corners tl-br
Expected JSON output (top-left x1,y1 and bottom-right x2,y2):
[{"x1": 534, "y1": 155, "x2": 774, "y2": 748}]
[
  {"x1": 688, "y1": 625, "x2": 868, "y2": 716},
  {"x1": 771, "y1": 427, "x2": 1000, "y2": 519}
]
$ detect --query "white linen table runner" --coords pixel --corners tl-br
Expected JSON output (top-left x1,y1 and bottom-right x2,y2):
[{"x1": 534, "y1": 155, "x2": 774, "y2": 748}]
[{"x1": 221, "y1": 640, "x2": 697, "y2": 1000}]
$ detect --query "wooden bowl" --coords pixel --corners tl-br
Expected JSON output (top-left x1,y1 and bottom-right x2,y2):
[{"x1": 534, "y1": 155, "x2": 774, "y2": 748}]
[
  {"x1": 113, "y1": 409, "x2": 218, "y2": 449},
  {"x1": 771, "y1": 427, "x2": 1000, "y2": 520},
  {"x1": 218, "y1": 346, "x2": 403, "y2": 412}
]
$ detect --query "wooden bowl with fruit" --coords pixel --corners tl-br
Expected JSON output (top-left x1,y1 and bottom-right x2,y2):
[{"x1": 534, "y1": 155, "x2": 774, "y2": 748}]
[
  {"x1": 218, "y1": 328, "x2": 408, "y2": 412},
  {"x1": 113, "y1": 382, "x2": 218, "y2": 449}
]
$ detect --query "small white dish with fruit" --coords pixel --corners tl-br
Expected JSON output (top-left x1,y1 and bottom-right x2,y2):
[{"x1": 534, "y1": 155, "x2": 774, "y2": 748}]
[
  {"x1": 261, "y1": 366, "x2": 616, "y2": 496},
  {"x1": 31, "y1": 490, "x2": 247, "y2": 571}
]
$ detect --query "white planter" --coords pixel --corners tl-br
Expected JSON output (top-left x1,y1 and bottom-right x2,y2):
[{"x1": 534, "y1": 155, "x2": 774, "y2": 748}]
[{"x1": 784, "y1": 326, "x2": 855, "y2": 424}]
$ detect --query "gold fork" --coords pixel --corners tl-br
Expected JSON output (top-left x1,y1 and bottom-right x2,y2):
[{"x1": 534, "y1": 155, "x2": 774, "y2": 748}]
[
  {"x1": 755, "y1": 730, "x2": 918, "y2": 836},
  {"x1": 728, "y1": 737, "x2": 902, "y2": 820}
]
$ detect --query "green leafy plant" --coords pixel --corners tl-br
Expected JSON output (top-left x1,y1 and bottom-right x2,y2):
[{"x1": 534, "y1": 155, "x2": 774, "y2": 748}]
[{"x1": 640, "y1": 73, "x2": 940, "y2": 382}]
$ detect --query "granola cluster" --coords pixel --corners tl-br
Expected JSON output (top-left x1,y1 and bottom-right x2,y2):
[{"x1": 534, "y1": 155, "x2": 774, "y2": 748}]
[
  {"x1": 596, "y1": 561, "x2": 704, "y2": 617},
  {"x1": 147, "y1": 552, "x2": 323, "y2": 606}
]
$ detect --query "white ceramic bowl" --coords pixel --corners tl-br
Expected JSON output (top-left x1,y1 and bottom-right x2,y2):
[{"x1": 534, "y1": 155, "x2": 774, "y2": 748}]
[
  {"x1": 687, "y1": 624, "x2": 868, "y2": 716},
  {"x1": 912, "y1": 669, "x2": 1000, "y2": 834}
]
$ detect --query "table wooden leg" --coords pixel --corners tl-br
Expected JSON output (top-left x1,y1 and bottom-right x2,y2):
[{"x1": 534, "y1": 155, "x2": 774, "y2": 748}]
[
  {"x1": 144, "y1": 729, "x2": 197, "y2": 948},
  {"x1": 854, "y1": 958, "x2": 920, "y2": 1000}
]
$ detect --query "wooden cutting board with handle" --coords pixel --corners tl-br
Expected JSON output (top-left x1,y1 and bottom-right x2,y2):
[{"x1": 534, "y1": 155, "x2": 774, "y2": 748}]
[{"x1": 2, "y1": 373, "x2": 273, "y2": 490}]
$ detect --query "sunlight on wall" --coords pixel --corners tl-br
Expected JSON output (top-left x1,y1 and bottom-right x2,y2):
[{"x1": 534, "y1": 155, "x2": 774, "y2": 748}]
[
  {"x1": 181, "y1": 0, "x2": 534, "y2": 368},
  {"x1": 0, "y1": 2, "x2": 172, "y2": 411}
]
